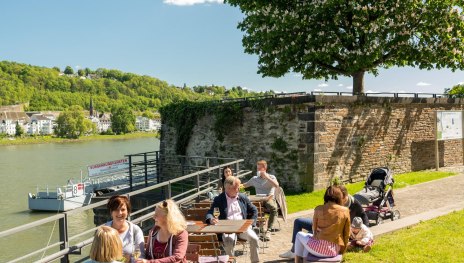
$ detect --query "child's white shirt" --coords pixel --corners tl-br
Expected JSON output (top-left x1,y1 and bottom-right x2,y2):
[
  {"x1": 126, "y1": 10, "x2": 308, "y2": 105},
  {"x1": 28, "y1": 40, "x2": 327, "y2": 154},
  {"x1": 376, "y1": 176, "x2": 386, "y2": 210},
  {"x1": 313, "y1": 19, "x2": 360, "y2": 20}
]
[{"x1": 351, "y1": 224, "x2": 374, "y2": 245}]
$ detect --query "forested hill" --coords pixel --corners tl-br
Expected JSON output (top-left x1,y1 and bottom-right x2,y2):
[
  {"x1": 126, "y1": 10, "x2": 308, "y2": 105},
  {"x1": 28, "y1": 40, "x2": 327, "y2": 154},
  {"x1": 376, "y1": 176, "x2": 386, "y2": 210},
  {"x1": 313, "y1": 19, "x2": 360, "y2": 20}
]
[{"x1": 0, "y1": 61, "x2": 268, "y2": 112}]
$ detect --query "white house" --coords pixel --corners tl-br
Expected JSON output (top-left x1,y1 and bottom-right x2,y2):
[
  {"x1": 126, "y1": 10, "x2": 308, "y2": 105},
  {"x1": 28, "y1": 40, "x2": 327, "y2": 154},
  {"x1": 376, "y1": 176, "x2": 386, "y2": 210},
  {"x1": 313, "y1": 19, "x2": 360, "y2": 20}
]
[
  {"x1": 0, "y1": 112, "x2": 30, "y2": 136},
  {"x1": 87, "y1": 113, "x2": 112, "y2": 133},
  {"x1": 29, "y1": 114, "x2": 54, "y2": 135},
  {"x1": 135, "y1": 116, "x2": 160, "y2": 132}
]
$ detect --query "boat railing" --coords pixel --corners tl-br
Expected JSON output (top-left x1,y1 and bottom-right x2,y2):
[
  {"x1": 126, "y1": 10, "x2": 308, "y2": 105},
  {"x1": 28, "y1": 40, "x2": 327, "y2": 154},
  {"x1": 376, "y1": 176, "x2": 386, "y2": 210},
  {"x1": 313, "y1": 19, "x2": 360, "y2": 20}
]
[{"x1": 1, "y1": 156, "x2": 251, "y2": 263}]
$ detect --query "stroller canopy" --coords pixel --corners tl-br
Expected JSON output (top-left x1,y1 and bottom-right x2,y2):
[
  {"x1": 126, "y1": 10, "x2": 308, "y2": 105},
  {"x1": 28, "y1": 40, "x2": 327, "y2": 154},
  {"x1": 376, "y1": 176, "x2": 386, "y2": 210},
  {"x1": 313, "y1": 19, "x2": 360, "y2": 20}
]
[{"x1": 366, "y1": 167, "x2": 394, "y2": 187}]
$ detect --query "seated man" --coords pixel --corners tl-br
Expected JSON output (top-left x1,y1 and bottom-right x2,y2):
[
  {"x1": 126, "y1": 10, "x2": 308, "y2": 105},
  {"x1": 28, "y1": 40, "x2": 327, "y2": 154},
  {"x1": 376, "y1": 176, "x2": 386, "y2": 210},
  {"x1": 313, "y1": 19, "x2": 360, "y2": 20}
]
[
  {"x1": 279, "y1": 185, "x2": 369, "y2": 259},
  {"x1": 242, "y1": 160, "x2": 279, "y2": 239},
  {"x1": 206, "y1": 176, "x2": 260, "y2": 263}
]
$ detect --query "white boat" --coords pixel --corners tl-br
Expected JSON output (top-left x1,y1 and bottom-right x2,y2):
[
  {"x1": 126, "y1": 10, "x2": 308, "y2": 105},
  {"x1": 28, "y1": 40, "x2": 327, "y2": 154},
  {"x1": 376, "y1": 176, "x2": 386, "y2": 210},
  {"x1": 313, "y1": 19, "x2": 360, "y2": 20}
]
[
  {"x1": 28, "y1": 158, "x2": 132, "y2": 212},
  {"x1": 28, "y1": 182, "x2": 94, "y2": 212}
]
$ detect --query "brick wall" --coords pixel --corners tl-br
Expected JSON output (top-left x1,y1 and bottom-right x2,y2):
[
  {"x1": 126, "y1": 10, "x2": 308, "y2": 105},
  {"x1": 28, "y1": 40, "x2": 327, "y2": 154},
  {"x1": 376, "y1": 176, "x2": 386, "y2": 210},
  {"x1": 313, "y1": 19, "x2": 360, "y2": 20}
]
[{"x1": 160, "y1": 95, "x2": 464, "y2": 192}]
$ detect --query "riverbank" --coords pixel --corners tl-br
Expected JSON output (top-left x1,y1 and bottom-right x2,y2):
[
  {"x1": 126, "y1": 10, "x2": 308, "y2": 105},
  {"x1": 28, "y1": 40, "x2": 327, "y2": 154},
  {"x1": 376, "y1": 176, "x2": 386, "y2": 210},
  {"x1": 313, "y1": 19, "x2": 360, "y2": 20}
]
[{"x1": 0, "y1": 132, "x2": 159, "y2": 146}]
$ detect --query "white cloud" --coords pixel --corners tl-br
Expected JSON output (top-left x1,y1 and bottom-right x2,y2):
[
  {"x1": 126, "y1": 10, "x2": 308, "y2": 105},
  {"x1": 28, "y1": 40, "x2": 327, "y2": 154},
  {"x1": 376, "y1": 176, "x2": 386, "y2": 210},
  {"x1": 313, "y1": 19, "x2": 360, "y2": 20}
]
[
  {"x1": 416, "y1": 82, "x2": 431, "y2": 86},
  {"x1": 365, "y1": 90, "x2": 378, "y2": 93},
  {"x1": 163, "y1": 0, "x2": 223, "y2": 6},
  {"x1": 75, "y1": 65, "x2": 81, "y2": 69},
  {"x1": 317, "y1": 83, "x2": 329, "y2": 88},
  {"x1": 345, "y1": 86, "x2": 352, "y2": 90},
  {"x1": 338, "y1": 84, "x2": 344, "y2": 87},
  {"x1": 293, "y1": 73, "x2": 303, "y2": 78},
  {"x1": 313, "y1": 89, "x2": 322, "y2": 92},
  {"x1": 458, "y1": 82, "x2": 464, "y2": 85}
]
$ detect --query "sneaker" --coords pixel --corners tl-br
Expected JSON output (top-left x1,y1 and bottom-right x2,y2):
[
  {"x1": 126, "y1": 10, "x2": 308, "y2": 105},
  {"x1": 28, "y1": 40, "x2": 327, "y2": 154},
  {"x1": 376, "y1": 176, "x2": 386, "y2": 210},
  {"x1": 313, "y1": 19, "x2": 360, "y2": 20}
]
[
  {"x1": 363, "y1": 245, "x2": 372, "y2": 252},
  {"x1": 279, "y1": 250, "x2": 295, "y2": 259}
]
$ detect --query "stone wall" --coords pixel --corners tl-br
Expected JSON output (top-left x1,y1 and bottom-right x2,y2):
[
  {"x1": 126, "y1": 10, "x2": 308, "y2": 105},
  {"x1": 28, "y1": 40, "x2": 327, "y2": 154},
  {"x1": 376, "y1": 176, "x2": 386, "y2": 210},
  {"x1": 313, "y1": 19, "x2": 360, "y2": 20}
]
[{"x1": 160, "y1": 95, "x2": 464, "y2": 192}]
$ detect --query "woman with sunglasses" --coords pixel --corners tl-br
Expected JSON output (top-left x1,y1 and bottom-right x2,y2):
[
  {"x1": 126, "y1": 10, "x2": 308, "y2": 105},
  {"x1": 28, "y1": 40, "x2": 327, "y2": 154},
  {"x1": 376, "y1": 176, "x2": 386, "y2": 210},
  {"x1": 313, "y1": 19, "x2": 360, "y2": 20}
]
[
  {"x1": 136, "y1": 199, "x2": 188, "y2": 263},
  {"x1": 106, "y1": 195, "x2": 145, "y2": 263}
]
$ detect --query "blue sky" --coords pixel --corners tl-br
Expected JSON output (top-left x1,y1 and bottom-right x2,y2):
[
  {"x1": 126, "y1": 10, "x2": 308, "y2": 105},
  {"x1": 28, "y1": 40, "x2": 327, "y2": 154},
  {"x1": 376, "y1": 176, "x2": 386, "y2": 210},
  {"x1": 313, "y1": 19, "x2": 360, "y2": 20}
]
[{"x1": 1, "y1": 0, "x2": 463, "y2": 94}]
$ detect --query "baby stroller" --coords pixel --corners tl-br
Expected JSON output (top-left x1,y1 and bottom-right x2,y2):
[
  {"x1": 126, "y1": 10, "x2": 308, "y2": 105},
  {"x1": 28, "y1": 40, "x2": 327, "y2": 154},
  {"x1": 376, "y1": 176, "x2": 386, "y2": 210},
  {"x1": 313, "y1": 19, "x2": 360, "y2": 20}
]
[{"x1": 353, "y1": 167, "x2": 400, "y2": 225}]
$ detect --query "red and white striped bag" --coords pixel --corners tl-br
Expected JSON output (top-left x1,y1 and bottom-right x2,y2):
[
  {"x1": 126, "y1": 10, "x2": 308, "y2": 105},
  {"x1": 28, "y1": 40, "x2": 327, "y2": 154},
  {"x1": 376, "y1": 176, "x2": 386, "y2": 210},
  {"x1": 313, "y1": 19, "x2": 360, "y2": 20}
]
[{"x1": 306, "y1": 237, "x2": 340, "y2": 257}]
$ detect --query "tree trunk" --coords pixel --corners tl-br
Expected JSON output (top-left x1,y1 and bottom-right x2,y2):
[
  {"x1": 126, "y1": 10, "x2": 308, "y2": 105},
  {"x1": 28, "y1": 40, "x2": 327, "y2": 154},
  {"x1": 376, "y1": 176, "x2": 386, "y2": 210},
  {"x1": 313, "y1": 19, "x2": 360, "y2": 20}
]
[{"x1": 352, "y1": 71, "x2": 365, "y2": 95}]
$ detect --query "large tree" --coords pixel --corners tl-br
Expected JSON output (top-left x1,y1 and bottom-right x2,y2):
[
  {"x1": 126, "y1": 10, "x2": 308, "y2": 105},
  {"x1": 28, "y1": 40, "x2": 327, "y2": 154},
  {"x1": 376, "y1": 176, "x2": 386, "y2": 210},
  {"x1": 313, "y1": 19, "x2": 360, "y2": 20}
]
[
  {"x1": 225, "y1": 0, "x2": 464, "y2": 94},
  {"x1": 55, "y1": 105, "x2": 94, "y2": 138},
  {"x1": 111, "y1": 105, "x2": 136, "y2": 134}
]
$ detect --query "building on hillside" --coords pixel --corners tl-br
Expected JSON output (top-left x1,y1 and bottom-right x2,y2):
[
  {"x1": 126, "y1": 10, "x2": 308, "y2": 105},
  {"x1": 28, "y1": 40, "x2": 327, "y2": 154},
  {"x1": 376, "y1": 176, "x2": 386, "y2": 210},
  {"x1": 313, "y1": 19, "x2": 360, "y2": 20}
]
[
  {"x1": 98, "y1": 113, "x2": 112, "y2": 132},
  {"x1": 87, "y1": 97, "x2": 112, "y2": 133},
  {"x1": 29, "y1": 114, "x2": 54, "y2": 135},
  {"x1": 0, "y1": 112, "x2": 30, "y2": 135},
  {"x1": 135, "y1": 116, "x2": 160, "y2": 132}
]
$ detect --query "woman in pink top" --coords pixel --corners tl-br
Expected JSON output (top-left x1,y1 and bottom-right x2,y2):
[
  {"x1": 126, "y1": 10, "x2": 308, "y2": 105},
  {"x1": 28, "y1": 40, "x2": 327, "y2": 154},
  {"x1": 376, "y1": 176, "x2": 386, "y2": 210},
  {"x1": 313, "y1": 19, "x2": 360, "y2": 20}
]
[{"x1": 136, "y1": 200, "x2": 188, "y2": 263}]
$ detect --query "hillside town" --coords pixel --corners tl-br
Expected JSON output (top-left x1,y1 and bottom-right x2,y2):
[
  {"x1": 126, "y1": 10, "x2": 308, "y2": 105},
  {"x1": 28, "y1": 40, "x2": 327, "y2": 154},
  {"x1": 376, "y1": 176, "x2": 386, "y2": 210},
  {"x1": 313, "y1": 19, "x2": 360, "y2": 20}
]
[{"x1": 0, "y1": 104, "x2": 160, "y2": 136}]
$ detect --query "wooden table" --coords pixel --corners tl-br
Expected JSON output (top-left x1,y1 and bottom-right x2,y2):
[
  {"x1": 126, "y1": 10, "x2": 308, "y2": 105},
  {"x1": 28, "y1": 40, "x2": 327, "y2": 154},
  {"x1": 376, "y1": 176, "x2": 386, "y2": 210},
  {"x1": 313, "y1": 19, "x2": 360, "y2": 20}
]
[{"x1": 186, "y1": 219, "x2": 253, "y2": 234}]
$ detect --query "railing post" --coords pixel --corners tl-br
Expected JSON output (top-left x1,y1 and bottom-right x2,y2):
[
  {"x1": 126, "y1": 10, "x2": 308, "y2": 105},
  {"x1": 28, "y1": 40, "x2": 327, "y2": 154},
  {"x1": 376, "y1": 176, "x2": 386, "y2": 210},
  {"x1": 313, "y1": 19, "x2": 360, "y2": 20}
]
[
  {"x1": 156, "y1": 151, "x2": 160, "y2": 184},
  {"x1": 235, "y1": 161, "x2": 240, "y2": 177},
  {"x1": 165, "y1": 181, "x2": 172, "y2": 199},
  {"x1": 144, "y1": 153, "x2": 148, "y2": 187},
  {"x1": 206, "y1": 158, "x2": 210, "y2": 168},
  {"x1": 128, "y1": 155, "x2": 133, "y2": 192},
  {"x1": 196, "y1": 173, "x2": 200, "y2": 202},
  {"x1": 181, "y1": 157, "x2": 185, "y2": 176},
  {"x1": 59, "y1": 214, "x2": 69, "y2": 263}
]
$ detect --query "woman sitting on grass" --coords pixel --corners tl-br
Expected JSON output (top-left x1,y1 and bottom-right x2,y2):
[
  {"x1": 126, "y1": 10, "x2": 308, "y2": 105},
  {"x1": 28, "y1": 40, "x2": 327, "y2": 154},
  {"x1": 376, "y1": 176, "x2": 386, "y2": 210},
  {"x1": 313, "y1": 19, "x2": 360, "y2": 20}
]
[{"x1": 294, "y1": 185, "x2": 350, "y2": 262}]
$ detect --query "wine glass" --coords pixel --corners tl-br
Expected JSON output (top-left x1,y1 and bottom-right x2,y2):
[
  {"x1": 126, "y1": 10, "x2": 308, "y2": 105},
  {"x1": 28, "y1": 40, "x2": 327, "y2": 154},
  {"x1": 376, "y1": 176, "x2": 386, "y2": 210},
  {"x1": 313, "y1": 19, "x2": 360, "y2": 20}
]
[
  {"x1": 133, "y1": 247, "x2": 141, "y2": 260},
  {"x1": 213, "y1": 207, "x2": 220, "y2": 219}
]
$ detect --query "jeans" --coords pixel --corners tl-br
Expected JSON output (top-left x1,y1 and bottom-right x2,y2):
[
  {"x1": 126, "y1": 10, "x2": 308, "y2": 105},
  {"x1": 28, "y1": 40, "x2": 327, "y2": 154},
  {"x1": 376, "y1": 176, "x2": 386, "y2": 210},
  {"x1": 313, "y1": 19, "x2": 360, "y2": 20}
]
[{"x1": 291, "y1": 217, "x2": 313, "y2": 252}]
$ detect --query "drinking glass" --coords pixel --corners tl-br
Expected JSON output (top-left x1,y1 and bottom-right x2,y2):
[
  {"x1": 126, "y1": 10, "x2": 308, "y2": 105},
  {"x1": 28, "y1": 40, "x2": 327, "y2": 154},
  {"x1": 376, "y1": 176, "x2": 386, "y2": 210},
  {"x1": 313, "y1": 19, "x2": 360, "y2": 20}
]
[
  {"x1": 213, "y1": 207, "x2": 220, "y2": 219},
  {"x1": 133, "y1": 247, "x2": 141, "y2": 260}
]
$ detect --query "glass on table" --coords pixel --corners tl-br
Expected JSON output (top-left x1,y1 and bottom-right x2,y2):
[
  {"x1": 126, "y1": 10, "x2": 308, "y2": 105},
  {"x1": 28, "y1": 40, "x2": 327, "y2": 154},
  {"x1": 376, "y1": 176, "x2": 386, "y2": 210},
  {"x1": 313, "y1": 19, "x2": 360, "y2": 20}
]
[
  {"x1": 132, "y1": 247, "x2": 141, "y2": 260},
  {"x1": 213, "y1": 207, "x2": 220, "y2": 219}
]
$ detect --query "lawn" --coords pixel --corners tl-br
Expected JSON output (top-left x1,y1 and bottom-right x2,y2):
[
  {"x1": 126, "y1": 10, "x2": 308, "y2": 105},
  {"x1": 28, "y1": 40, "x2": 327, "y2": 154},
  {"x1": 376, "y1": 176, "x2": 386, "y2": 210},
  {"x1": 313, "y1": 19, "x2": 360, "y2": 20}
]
[
  {"x1": 286, "y1": 170, "x2": 457, "y2": 214},
  {"x1": 342, "y1": 209, "x2": 464, "y2": 262}
]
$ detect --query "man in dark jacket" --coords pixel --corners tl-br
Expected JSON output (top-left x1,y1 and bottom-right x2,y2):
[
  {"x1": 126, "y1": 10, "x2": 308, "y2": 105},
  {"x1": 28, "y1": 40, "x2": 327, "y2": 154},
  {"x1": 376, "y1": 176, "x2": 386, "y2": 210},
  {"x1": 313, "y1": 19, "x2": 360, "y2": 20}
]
[{"x1": 206, "y1": 176, "x2": 259, "y2": 263}]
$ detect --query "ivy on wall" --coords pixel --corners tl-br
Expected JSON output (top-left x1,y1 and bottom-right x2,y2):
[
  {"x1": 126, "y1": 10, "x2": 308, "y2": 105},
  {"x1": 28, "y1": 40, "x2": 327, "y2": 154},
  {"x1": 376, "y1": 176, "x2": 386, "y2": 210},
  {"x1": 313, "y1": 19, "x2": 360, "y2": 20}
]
[{"x1": 160, "y1": 100, "x2": 243, "y2": 155}]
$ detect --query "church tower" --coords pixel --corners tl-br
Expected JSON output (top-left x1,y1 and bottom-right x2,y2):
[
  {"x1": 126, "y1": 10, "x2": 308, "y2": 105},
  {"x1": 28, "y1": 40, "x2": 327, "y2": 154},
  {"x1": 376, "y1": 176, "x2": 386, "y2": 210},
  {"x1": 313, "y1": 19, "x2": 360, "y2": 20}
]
[{"x1": 89, "y1": 97, "x2": 94, "y2": 117}]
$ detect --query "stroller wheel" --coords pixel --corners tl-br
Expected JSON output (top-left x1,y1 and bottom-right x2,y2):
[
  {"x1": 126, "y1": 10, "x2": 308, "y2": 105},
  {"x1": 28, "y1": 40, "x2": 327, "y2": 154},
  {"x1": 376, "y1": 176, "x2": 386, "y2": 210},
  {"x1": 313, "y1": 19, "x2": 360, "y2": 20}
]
[
  {"x1": 391, "y1": 210, "x2": 401, "y2": 221},
  {"x1": 376, "y1": 216, "x2": 383, "y2": 225}
]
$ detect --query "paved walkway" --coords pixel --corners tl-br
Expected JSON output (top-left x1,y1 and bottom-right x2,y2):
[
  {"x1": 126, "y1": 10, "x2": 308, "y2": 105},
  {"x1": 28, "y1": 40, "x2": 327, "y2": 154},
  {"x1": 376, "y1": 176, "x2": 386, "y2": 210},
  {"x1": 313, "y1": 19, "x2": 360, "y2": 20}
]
[{"x1": 233, "y1": 167, "x2": 464, "y2": 263}]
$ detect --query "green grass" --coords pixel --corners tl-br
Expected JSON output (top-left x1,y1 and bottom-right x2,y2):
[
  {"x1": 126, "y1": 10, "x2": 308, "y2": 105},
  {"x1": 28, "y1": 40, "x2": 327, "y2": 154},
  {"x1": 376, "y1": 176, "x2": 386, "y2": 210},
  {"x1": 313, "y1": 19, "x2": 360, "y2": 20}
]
[
  {"x1": 342, "y1": 209, "x2": 464, "y2": 262},
  {"x1": 286, "y1": 170, "x2": 457, "y2": 214},
  {"x1": 0, "y1": 132, "x2": 158, "y2": 146}
]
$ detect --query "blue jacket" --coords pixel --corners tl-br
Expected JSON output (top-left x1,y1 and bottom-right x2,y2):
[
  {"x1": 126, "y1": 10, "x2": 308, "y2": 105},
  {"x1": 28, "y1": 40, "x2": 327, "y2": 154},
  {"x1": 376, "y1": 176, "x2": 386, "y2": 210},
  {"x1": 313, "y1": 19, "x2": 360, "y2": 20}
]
[{"x1": 205, "y1": 192, "x2": 258, "y2": 227}]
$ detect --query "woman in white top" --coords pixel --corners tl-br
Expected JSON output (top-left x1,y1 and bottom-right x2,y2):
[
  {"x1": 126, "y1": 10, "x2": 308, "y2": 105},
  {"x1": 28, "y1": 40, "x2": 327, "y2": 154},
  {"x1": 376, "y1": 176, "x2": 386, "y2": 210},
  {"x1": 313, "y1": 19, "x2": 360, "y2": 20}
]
[{"x1": 106, "y1": 195, "x2": 145, "y2": 263}]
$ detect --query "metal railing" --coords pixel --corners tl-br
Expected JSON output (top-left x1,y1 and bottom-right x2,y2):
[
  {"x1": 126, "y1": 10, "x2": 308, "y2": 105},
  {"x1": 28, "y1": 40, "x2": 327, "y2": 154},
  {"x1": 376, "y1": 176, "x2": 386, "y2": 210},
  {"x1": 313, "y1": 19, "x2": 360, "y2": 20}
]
[
  {"x1": 217, "y1": 91, "x2": 448, "y2": 103},
  {"x1": 0, "y1": 157, "x2": 251, "y2": 263}
]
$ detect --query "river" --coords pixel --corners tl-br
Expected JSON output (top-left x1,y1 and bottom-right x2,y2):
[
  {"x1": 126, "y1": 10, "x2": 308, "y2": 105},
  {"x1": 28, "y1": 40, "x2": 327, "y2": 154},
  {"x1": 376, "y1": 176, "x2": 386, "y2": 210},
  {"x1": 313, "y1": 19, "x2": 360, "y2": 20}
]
[{"x1": 0, "y1": 137, "x2": 159, "y2": 262}]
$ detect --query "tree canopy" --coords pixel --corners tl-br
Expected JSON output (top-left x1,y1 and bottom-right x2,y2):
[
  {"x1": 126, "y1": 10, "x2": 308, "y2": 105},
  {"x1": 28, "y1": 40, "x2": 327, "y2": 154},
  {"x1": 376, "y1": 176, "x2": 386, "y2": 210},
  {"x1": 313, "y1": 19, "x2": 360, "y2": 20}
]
[
  {"x1": 0, "y1": 61, "x2": 273, "y2": 112},
  {"x1": 226, "y1": 0, "x2": 464, "y2": 94},
  {"x1": 55, "y1": 105, "x2": 95, "y2": 138},
  {"x1": 111, "y1": 105, "x2": 136, "y2": 134}
]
